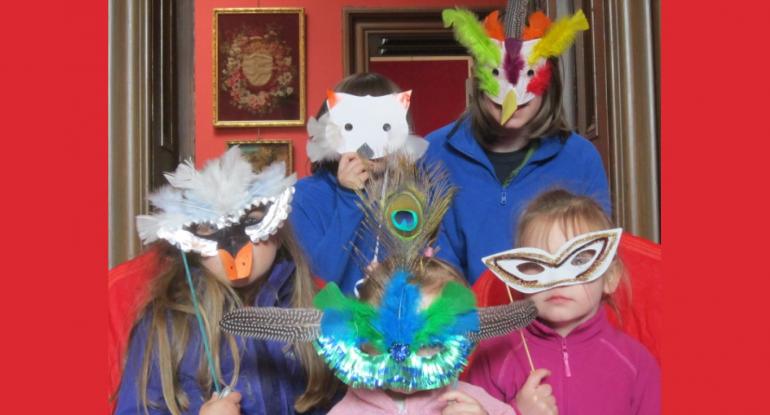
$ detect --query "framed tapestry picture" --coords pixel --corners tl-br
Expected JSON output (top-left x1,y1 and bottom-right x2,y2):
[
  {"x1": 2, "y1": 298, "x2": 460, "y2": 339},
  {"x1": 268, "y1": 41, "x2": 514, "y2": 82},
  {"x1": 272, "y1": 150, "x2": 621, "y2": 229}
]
[
  {"x1": 213, "y1": 8, "x2": 305, "y2": 127},
  {"x1": 227, "y1": 140, "x2": 294, "y2": 176}
]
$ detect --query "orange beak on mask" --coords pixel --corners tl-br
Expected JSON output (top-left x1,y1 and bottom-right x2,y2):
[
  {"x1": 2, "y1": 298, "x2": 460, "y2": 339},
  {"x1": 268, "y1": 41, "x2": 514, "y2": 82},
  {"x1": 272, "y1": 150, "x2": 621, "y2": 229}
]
[{"x1": 218, "y1": 242, "x2": 254, "y2": 282}]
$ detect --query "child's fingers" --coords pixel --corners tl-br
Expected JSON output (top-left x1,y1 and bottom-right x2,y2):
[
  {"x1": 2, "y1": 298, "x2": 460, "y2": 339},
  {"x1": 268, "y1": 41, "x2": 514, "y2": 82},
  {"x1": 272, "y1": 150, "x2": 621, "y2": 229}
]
[
  {"x1": 439, "y1": 390, "x2": 479, "y2": 404},
  {"x1": 222, "y1": 391, "x2": 242, "y2": 404},
  {"x1": 339, "y1": 152, "x2": 359, "y2": 165},
  {"x1": 522, "y1": 368, "x2": 551, "y2": 390},
  {"x1": 441, "y1": 402, "x2": 484, "y2": 415},
  {"x1": 535, "y1": 383, "x2": 553, "y2": 397}
]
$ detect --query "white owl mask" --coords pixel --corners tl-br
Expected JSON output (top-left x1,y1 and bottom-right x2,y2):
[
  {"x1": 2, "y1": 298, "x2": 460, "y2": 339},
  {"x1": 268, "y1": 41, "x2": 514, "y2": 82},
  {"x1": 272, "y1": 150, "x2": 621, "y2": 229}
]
[
  {"x1": 306, "y1": 91, "x2": 428, "y2": 162},
  {"x1": 482, "y1": 228, "x2": 622, "y2": 294}
]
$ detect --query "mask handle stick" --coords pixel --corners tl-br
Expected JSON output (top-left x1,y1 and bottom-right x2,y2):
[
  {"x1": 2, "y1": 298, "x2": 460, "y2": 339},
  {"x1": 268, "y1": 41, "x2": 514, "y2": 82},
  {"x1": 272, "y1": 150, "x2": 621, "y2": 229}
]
[
  {"x1": 506, "y1": 286, "x2": 535, "y2": 373},
  {"x1": 180, "y1": 250, "x2": 223, "y2": 395}
]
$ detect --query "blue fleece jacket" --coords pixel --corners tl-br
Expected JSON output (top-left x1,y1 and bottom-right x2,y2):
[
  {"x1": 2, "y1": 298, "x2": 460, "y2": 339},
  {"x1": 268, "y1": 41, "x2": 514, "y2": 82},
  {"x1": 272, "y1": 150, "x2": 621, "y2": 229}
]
[
  {"x1": 115, "y1": 261, "x2": 326, "y2": 415},
  {"x1": 290, "y1": 170, "x2": 374, "y2": 293},
  {"x1": 424, "y1": 117, "x2": 610, "y2": 283}
]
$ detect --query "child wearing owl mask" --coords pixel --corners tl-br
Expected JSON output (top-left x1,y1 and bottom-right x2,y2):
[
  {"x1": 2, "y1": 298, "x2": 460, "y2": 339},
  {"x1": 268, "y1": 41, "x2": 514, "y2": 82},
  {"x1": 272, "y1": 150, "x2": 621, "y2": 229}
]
[
  {"x1": 290, "y1": 73, "x2": 428, "y2": 293},
  {"x1": 114, "y1": 147, "x2": 340, "y2": 415},
  {"x1": 467, "y1": 189, "x2": 660, "y2": 415},
  {"x1": 424, "y1": 6, "x2": 611, "y2": 284}
]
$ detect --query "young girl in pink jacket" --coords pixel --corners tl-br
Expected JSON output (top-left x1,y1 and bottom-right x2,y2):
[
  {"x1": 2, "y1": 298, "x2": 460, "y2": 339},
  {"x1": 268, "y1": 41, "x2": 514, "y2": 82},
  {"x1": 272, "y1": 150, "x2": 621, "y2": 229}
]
[{"x1": 467, "y1": 189, "x2": 661, "y2": 415}]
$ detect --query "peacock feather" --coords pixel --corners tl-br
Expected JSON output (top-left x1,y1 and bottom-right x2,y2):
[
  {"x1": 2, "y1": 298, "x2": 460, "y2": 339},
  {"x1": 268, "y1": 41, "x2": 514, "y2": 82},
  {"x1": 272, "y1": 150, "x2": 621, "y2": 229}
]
[{"x1": 355, "y1": 156, "x2": 456, "y2": 273}]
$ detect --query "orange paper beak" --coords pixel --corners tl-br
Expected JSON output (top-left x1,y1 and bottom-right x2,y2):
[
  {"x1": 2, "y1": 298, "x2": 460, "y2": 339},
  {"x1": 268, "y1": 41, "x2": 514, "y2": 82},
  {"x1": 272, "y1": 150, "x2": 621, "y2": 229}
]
[{"x1": 218, "y1": 242, "x2": 254, "y2": 281}]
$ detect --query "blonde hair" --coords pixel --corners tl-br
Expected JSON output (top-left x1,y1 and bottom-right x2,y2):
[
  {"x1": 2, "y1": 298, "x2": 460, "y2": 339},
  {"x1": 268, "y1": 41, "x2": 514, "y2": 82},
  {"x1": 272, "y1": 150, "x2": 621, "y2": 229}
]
[
  {"x1": 516, "y1": 189, "x2": 629, "y2": 316},
  {"x1": 125, "y1": 223, "x2": 340, "y2": 414},
  {"x1": 358, "y1": 257, "x2": 467, "y2": 306}
]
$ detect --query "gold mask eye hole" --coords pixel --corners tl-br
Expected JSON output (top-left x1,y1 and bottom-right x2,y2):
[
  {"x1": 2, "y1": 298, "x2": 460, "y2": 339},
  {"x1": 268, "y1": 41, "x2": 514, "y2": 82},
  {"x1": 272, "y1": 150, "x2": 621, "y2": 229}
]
[
  {"x1": 517, "y1": 262, "x2": 545, "y2": 275},
  {"x1": 571, "y1": 249, "x2": 597, "y2": 266}
]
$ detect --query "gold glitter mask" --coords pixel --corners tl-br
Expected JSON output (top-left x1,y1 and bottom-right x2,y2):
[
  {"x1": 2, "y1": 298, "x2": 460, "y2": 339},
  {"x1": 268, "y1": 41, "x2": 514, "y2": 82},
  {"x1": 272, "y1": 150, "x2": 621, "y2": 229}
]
[{"x1": 482, "y1": 228, "x2": 622, "y2": 294}]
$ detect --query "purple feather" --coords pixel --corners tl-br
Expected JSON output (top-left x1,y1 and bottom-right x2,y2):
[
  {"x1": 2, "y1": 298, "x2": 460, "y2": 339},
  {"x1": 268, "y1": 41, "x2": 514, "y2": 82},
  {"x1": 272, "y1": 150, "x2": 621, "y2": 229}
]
[{"x1": 504, "y1": 38, "x2": 524, "y2": 85}]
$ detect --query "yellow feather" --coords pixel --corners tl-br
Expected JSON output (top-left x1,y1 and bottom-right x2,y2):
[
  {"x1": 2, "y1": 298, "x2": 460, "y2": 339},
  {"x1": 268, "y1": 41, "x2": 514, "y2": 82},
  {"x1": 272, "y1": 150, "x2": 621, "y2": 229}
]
[{"x1": 528, "y1": 10, "x2": 589, "y2": 65}]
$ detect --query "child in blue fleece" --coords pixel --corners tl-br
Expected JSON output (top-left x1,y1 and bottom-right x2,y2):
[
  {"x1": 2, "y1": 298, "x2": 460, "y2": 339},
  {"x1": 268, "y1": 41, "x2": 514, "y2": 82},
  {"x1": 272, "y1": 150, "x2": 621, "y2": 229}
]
[
  {"x1": 424, "y1": 8, "x2": 610, "y2": 283},
  {"x1": 290, "y1": 73, "x2": 424, "y2": 293}
]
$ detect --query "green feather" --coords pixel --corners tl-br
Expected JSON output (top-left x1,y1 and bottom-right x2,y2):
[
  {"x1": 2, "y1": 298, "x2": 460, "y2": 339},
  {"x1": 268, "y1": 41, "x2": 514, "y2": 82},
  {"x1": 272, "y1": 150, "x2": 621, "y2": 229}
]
[
  {"x1": 442, "y1": 8, "x2": 501, "y2": 67},
  {"x1": 442, "y1": 8, "x2": 501, "y2": 96},
  {"x1": 412, "y1": 282, "x2": 477, "y2": 349},
  {"x1": 476, "y1": 67, "x2": 499, "y2": 96},
  {"x1": 313, "y1": 283, "x2": 383, "y2": 348}
]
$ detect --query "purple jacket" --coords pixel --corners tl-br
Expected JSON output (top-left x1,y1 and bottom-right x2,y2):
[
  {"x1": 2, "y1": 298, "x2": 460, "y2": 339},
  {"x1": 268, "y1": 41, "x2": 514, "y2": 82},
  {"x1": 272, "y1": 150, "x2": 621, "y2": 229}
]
[
  {"x1": 115, "y1": 260, "x2": 328, "y2": 415},
  {"x1": 466, "y1": 308, "x2": 660, "y2": 415}
]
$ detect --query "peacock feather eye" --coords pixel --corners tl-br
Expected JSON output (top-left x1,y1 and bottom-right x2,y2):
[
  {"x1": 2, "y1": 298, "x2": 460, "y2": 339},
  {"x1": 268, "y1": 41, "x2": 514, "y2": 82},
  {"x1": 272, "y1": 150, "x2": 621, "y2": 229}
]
[
  {"x1": 385, "y1": 191, "x2": 424, "y2": 240},
  {"x1": 391, "y1": 210, "x2": 418, "y2": 232}
]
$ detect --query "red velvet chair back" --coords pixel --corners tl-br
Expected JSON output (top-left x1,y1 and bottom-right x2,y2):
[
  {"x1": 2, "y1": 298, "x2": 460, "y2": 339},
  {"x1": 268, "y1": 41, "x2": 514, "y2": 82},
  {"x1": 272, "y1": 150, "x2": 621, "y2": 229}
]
[
  {"x1": 107, "y1": 247, "x2": 165, "y2": 407},
  {"x1": 471, "y1": 232, "x2": 662, "y2": 363}
]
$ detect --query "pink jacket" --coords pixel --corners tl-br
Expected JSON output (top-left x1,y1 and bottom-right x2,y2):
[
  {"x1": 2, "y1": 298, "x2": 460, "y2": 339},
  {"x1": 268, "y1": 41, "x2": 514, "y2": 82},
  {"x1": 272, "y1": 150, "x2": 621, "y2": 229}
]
[
  {"x1": 328, "y1": 381, "x2": 515, "y2": 415},
  {"x1": 466, "y1": 308, "x2": 661, "y2": 415}
]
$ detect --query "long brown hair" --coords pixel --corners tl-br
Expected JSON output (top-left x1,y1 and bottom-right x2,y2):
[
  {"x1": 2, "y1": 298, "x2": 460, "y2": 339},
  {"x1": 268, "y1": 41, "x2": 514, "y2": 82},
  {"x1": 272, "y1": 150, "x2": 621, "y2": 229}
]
[
  {"x1": 128, "y1": 223, "x2": 339, "y2": 414},
  {"x1": 515, "y1": 189, "x2": 629, "y2": 317},
  {"x1": 467, "y1": 58, "x2": 571, "y2": 147}
]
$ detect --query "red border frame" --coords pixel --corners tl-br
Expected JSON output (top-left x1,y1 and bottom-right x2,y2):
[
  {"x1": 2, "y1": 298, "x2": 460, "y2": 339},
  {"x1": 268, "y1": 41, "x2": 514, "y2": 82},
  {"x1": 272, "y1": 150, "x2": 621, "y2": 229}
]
[
  {"x1": 1, "y1": 0, "x2": 107, "y2": 412},
  {"x1": 4, "y1": 0, "x2": 770, "y2": 412},
  {"x1": 662, "y1": 1, "x2": 770, "y2": 413}
]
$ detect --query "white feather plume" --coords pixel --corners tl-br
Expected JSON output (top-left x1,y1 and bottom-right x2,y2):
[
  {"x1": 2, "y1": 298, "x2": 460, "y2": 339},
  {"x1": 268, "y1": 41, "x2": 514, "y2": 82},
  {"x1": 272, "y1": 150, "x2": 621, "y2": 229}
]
[
  {"x1": 306, "y1": 113, "x2": 343, "y2": 162},
  {"x1": 136, "y1": 146, "x2": 296, "y2": 251}
]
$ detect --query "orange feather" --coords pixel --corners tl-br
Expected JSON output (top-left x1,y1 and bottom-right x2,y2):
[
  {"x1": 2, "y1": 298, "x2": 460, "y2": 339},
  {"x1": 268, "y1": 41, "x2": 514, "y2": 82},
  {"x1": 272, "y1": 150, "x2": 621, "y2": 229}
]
[
  {"x1": 483, "y1": 10, "x2": 505, "y2": 41},
  {"x1": 522, "y1": 11, "x2": 551, "y2": 40}
]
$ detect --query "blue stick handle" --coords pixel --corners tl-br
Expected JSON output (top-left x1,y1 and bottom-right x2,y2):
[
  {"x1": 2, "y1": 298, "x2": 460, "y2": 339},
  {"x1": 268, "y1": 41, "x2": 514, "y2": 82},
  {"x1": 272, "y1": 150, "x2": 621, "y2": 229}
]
[{"x1": 180, "y1": 250, "x2": 222, "y2": 394}]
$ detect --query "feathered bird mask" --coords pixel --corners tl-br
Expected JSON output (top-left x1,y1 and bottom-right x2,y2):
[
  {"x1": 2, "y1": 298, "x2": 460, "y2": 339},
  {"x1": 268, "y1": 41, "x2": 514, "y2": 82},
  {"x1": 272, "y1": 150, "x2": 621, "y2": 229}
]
[
  {"x1": 221, "y1": 271, "x2": 536, "y2": 391},
  {"x1": 483, "y1": 228, "x2": 622, "y2": 294},
  {"x1": 135, "y1": 146, "x2": 296, "y2": 282},
  {"x1": 306, "y1": 90, "x2": 428, "y2": 162},
  {"x1": 443, "y1": 7, "x2": 589, "y2": 124},
  {"x1": 220, "y1": 157, "x2": 537, "y2": 391}
]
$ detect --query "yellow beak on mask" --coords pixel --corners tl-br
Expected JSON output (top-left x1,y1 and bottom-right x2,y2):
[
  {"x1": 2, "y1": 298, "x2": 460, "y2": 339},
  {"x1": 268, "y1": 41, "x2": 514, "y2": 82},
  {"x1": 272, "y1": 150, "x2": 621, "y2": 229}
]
[{"x1": 500, "y1": 90, "x2": 518, "y2": 125}]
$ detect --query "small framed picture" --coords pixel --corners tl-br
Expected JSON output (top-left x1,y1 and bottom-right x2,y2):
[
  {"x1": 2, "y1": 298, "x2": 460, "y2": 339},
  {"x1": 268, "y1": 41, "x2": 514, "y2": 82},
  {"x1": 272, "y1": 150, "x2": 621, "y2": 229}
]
[
  {"x1": 213, "y1": 8, "x2": 305, "y2": 127},
  {"x1": 227, "y1": 140, "x2": 294, "y2": 176}
]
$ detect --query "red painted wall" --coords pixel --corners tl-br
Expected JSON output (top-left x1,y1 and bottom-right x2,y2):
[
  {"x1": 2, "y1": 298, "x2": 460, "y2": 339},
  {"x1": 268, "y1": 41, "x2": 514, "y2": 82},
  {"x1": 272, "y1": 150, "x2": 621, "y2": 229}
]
[{"x1": 195, "y1": 0, "x2": 505, "y2": 177}]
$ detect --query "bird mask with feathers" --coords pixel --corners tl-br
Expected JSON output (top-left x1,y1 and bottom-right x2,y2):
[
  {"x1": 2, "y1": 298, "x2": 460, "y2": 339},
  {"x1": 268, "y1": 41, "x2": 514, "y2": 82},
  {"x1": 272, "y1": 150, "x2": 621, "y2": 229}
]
[
  {"x1": 135, "y1": 146, "x2": 296, "y2": 283},
  {"x1": 442, "y1": 7, "x2": 589, "y2": 124}
]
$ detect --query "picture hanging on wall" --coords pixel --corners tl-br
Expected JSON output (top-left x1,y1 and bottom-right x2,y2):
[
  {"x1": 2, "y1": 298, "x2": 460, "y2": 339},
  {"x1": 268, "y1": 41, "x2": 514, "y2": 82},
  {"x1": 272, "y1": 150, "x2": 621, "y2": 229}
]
[
  {"x1": 227, "y1": 140, "x2": 294, "y2": 176},
  {"x1": 213, "y1": 8, "x2": 305, "y2": 127}
]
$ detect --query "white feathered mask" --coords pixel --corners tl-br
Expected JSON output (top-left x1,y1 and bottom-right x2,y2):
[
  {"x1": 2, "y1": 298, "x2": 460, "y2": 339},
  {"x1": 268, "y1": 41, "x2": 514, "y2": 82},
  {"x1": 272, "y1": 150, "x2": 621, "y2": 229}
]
[
  {"x1": 136, "y1": 147, "x2": 295, "y2": 280},
  {"x1": 306, "y1": 90, "x2": 428, "y2": 162}
]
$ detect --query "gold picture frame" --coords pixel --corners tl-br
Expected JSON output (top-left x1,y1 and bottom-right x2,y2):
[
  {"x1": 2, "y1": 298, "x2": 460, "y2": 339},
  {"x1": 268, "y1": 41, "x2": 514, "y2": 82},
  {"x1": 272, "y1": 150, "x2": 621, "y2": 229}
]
[
  {"x1": 213, "y1": 8, "x2": 305, "y2": 127},
  {"x1": 227, "y1": 140, "x2": 294, "y2": 176}
]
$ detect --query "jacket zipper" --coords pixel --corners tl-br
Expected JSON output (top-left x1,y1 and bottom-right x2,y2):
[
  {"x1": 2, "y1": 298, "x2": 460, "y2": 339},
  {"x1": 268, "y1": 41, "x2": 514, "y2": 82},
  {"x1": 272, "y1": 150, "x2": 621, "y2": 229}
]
[
  {"x1": 561, "y1": 338, "x2": 572, "y2": 377},
  {"x1": 498, "y1": 144, "x2": 537, "y2": 206}
]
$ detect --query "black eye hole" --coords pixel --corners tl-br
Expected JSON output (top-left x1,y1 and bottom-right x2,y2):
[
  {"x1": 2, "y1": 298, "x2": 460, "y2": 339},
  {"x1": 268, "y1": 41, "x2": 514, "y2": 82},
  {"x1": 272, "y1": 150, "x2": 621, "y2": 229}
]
[
  {"x1": 517, "y1": 262, "x2": 545, "y2": 275},
  {"x1": 492, "y1": 68, "x2": 500, "y2": 76},
  {"x1": 382, "y1": 123, "x2": 391, "y2": 132},
  {"x1": 527, "y1": 69, "x2": 535, "y2": 77},
  {"x1": 344, "y1": 123, "x2": 353, "y2": 131},
  {"x1": 188, "y1": 223, "x2": 217, "y2": 237},
  {"x1": 242, "y1": 207, "x2": 268, "y2": 226},
  {"x1": 571, "y1": 249, "x2": 597, "y2": 266}
]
